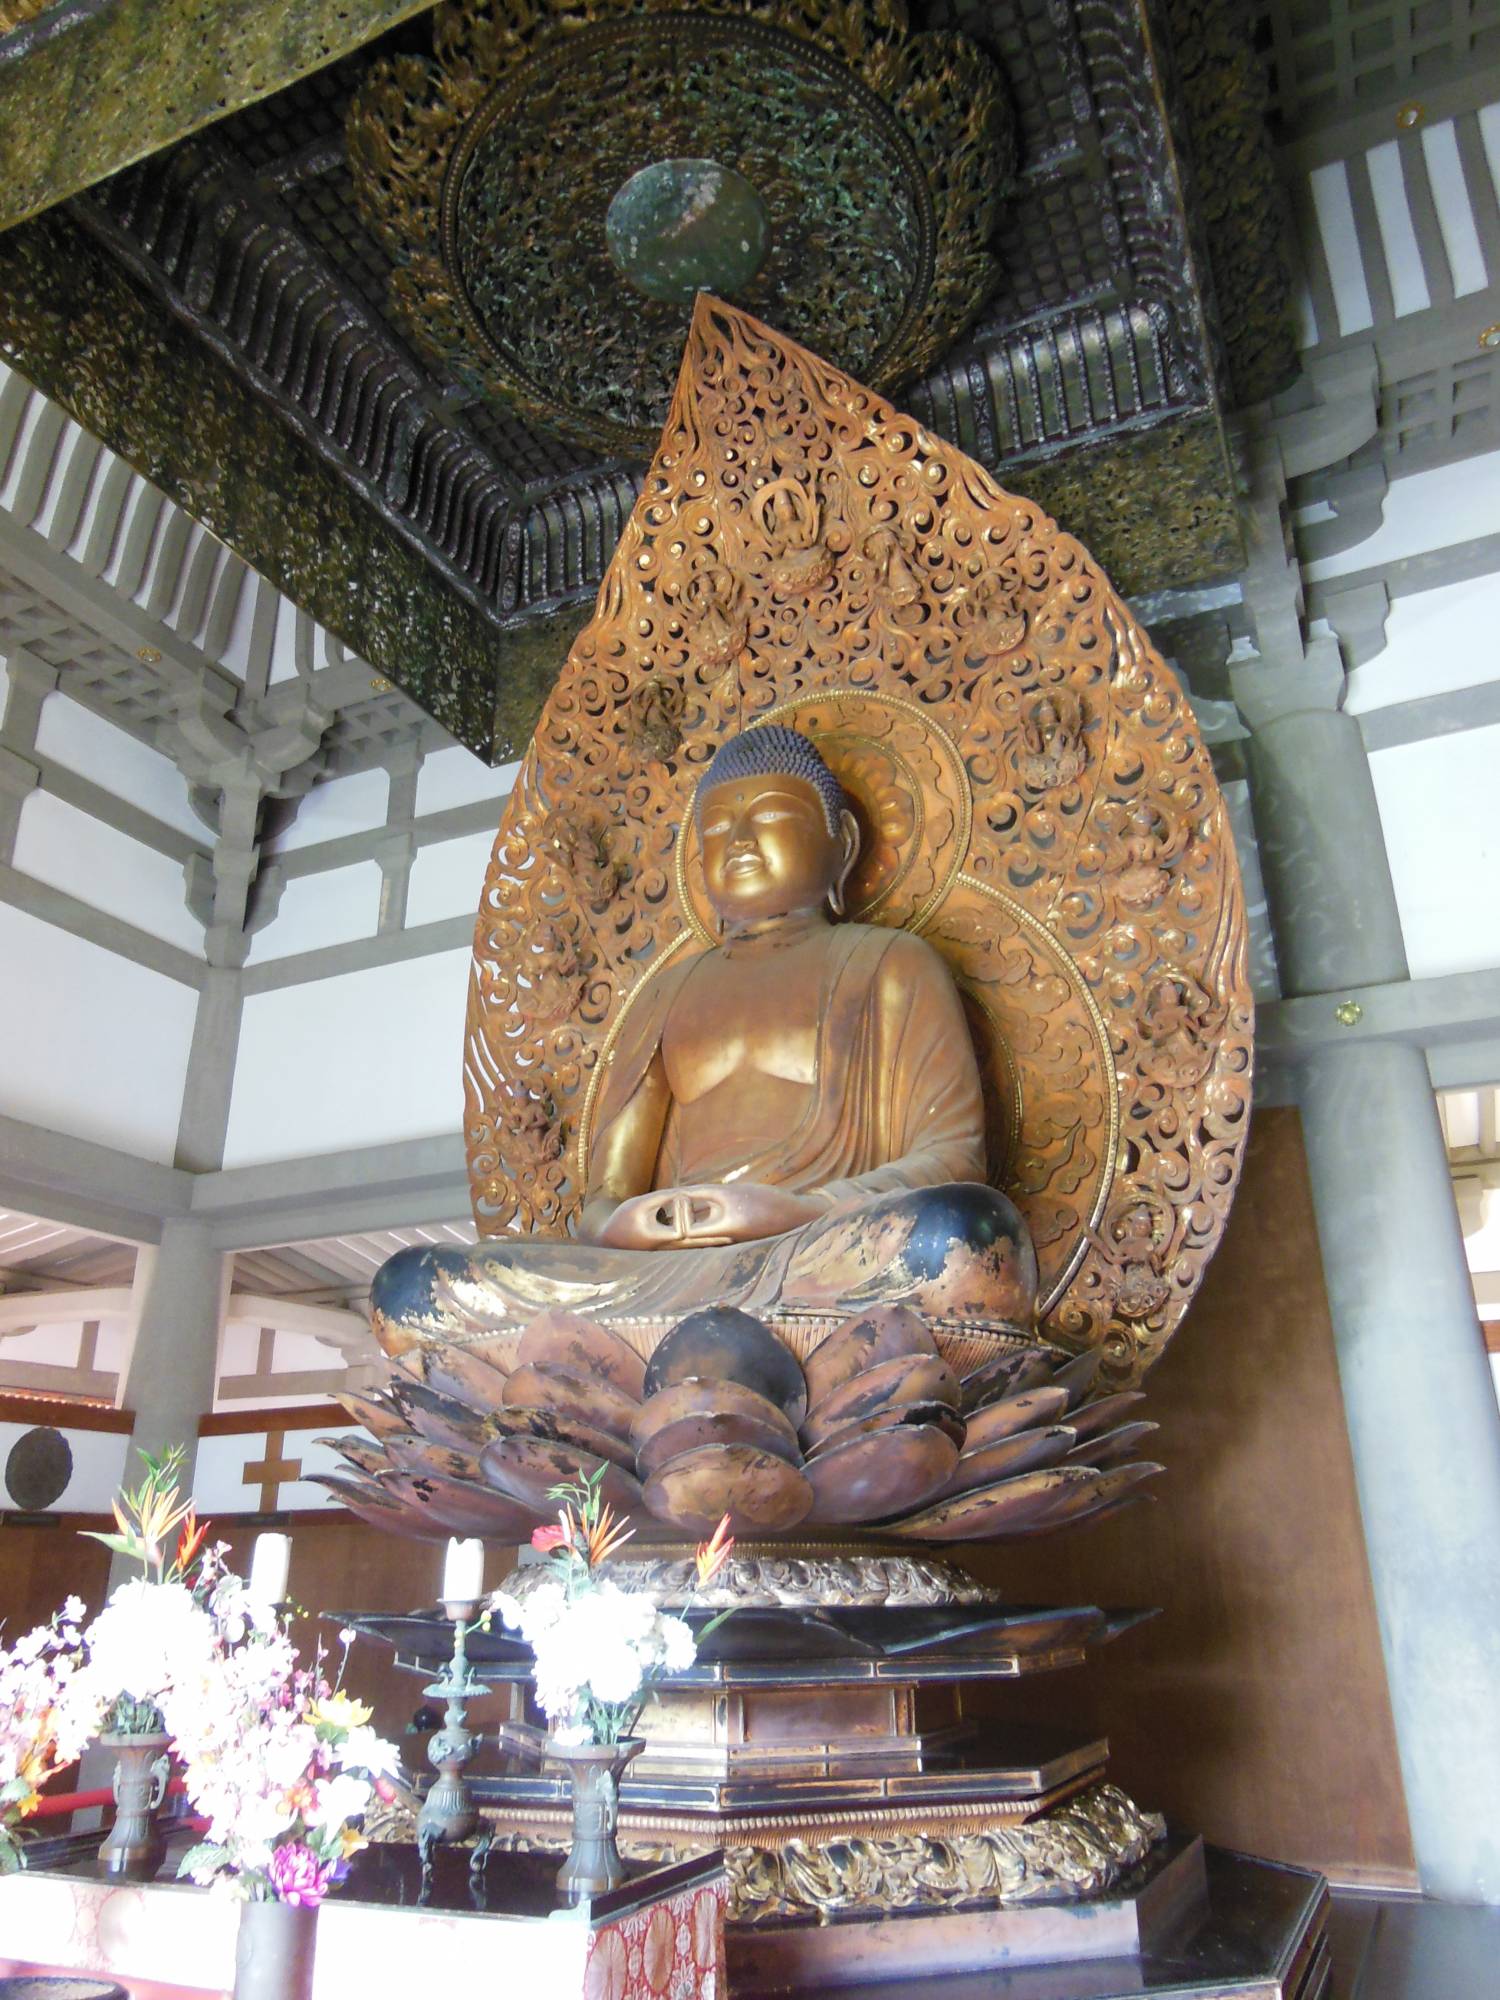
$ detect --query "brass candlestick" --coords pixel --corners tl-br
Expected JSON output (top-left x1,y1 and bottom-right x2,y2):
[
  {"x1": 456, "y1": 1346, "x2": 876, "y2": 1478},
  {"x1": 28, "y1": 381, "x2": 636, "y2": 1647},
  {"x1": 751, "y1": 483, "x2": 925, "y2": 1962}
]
[{"x1": 415, "y1": 1600, "x2": 493, "y2": 1887}]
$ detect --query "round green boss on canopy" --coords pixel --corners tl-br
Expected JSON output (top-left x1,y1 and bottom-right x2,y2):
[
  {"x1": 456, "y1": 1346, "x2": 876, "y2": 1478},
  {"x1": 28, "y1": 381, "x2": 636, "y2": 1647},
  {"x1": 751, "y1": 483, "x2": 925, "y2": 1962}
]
[{"x1": 606, "y1": 158, "x2": 770, "y2": 305}]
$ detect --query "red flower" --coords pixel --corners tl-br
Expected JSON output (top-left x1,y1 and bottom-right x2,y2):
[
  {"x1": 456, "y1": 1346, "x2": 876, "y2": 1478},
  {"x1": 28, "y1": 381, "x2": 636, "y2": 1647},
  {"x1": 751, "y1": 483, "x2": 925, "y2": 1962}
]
[{"x1": 531, "y1": 1522, "x2": 569, "y2": 1554}]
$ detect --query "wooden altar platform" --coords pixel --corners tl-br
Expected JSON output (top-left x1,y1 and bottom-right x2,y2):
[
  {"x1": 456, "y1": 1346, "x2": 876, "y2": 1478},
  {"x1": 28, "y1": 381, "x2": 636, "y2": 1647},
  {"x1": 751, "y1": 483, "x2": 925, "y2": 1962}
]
[{"x1": 0, "y1": 1844, "x2": 726, "y2": 2000}]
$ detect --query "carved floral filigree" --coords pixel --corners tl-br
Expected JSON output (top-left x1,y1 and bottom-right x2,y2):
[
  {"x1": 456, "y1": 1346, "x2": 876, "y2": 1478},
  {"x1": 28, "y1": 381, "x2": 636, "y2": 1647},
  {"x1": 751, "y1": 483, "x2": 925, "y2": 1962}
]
[
  {"x1": 346, "y1": 0, "x2": 1015, "y2": 452},
  {"x1": 462, "y1": 297, "x2": 1253, "y2": 1385}
]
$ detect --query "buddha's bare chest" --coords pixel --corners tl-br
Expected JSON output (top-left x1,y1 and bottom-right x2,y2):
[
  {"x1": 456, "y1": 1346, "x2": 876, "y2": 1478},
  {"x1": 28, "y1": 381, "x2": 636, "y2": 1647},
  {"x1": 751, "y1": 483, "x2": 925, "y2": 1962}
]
[{"x1": 661, "y1": 950, "x2": 823, "y2": 1102}]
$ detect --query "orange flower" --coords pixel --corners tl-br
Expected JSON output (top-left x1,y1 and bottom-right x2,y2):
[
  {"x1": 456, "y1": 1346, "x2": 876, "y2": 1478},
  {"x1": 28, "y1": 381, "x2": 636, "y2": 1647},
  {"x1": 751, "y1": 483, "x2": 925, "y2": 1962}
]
[
  {"x1": 175, "y1": 1508, "x2": 208, "y2": 1577},
  {"x1": 581, "y1": 1500, "x2": 634, "y2": 1569},
  {"x1": 694, "y1": 1514, "x2": 734, "y2": 1589}
]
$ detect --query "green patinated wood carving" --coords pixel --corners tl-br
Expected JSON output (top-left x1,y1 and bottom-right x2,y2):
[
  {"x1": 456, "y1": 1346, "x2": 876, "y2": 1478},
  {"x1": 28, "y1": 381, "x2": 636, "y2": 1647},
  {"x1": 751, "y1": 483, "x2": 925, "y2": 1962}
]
[
  {"x1": 0, "y1": 210, "x2": 559, "y2": 762},
  {"x1": 1020, "y1": 415, "x2": 1244, "y2": 597},
  {"x1": 0, "y1": 0, "x2": 438, "y2": 233}
]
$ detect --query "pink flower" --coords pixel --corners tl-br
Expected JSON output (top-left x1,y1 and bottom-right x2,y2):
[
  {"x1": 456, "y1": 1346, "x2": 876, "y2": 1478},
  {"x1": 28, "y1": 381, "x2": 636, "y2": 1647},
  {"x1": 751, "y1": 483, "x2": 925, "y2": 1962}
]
[{"x1": 266, "y1": 1841, "x2": 331, "y2": 1907}]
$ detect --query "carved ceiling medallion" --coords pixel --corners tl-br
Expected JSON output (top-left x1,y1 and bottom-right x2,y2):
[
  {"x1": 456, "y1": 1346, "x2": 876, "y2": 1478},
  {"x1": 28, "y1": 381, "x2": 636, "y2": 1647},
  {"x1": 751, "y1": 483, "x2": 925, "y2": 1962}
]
[{"x1": 348, "y1": 0, "x2": 1014, "y2": 452}]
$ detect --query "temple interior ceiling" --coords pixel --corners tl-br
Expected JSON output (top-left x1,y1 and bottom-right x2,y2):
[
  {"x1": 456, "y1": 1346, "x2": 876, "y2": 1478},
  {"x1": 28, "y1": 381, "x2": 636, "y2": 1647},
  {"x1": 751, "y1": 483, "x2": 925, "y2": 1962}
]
[
  {"x1": 1, "y1": 0, "x2": 1497, "y2": 777},
  {"x1": 0, "y1": 0, "x2": 1302, "y2": 759}
]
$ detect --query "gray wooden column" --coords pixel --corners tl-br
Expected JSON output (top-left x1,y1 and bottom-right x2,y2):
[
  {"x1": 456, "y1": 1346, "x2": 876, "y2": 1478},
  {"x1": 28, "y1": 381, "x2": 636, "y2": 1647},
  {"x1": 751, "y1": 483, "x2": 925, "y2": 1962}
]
[
  {"x1": 1237, "y1": 645, "x2": 1500, "y2": 1902},
  {"x1": 119, "y1": 1217, "x2": 226, "y2": 1480}
]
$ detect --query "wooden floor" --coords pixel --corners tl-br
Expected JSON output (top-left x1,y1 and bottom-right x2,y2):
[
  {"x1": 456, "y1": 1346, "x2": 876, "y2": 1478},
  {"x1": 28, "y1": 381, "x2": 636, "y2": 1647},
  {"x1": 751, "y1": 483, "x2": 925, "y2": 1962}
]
[{"x1": 1329, "y1": 1892, "x2": 1500, "y2": 1997}]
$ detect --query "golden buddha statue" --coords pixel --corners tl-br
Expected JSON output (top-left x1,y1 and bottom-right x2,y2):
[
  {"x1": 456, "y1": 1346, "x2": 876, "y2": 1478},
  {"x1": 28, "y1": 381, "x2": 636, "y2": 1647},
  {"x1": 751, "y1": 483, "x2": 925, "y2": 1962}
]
[{"x1": 372, "y1": 723, "x2": 1038, "y2": 1357}]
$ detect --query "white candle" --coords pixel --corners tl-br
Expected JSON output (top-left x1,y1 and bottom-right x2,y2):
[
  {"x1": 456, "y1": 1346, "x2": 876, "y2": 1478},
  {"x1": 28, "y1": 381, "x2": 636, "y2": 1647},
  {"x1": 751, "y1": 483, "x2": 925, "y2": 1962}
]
[
  {"x1": 442, "y1": 1536, "x2": 485, "y2": 1605},
  {"x1": 248, "y1": 1531, "x2": 292, "y2": 1606}
]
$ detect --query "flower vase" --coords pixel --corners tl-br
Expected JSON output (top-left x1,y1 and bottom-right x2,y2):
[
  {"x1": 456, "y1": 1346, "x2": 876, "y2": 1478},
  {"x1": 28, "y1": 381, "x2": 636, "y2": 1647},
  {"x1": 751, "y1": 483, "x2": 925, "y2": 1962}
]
[
  {"x1": 233, "y1": 1897, "x2": 318, "y2": 2000},
  {"x1": 549, "y1": 1736, "x2": 644, "y2": 1900},
  {"x1": 96, "y1": 1730, "x2": 170, "y2": 1881}
]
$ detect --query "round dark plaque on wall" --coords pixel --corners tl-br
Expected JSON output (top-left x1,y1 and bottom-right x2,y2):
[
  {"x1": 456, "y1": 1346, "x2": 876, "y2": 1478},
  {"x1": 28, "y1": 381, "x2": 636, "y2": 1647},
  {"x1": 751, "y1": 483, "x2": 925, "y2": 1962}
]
[{"x1": 5, "y1": 1425, "x2": 73, "y2": 1511}]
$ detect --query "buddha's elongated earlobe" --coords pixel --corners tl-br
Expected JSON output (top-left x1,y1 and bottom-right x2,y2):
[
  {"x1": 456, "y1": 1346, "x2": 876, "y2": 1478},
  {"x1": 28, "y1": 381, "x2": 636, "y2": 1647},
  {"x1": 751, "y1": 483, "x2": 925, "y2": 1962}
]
[{"x1": 827, "y1": 881, "x2": 846, "y2": 919}]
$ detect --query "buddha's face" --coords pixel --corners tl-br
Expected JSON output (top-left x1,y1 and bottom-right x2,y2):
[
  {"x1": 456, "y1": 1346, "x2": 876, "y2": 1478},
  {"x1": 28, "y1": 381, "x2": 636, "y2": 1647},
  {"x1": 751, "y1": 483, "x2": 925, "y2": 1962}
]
[{"x1": 699, "y1": 771, "x2": 843, "y2": 927}]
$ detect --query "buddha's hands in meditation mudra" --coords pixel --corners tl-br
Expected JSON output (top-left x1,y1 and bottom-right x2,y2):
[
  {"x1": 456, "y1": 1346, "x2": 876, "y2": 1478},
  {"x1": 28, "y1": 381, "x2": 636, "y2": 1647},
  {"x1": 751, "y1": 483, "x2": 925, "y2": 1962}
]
[{"x1": 591, "y1": 1182, "x2": 826, "y2": 1251}]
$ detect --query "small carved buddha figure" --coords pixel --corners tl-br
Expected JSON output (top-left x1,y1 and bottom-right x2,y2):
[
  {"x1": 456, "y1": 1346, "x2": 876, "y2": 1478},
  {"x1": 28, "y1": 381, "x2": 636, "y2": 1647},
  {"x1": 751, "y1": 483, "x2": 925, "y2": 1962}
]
[{"x1": 373, "y1": 725, "x2": 1038, "y2": 1353}]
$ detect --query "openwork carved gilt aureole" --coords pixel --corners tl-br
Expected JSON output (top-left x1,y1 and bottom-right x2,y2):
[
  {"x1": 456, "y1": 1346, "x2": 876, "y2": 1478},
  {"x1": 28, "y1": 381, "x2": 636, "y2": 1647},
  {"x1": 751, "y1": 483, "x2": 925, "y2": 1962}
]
[{"x1": 463, "y1": 298, "x2": 1253, "y2": 1387}]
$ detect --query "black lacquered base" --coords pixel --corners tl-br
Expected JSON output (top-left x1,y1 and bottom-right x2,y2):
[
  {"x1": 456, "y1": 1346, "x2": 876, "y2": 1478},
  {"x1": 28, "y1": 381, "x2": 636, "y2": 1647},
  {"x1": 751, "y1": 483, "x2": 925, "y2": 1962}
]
[{"x1": 729, "y1": 1843, "x2": 1329, "y2": 1998}]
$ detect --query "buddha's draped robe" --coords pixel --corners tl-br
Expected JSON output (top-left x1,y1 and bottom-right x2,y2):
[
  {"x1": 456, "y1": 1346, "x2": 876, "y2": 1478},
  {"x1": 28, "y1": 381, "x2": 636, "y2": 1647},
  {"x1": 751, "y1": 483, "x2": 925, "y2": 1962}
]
[{"x1": 372, "y1": 925, "x2": 1037, "y2": 1351}]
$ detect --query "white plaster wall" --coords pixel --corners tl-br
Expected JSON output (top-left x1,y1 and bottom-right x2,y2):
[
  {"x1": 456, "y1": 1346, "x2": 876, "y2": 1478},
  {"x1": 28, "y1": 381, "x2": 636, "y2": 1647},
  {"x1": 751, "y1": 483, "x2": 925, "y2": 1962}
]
[
  {"x1": 1370, "y1": 722, "x2": 1500, "y2": 979},
  {"x1": 0, "y1": 903, "x2": 197, "y2": 1161},
  {"x1": 267, "y1": 768, "x2": 390, "y2": 853},
  {"x1": 34, "y1": 693, "x2": 204, "y2": 840},
  {"x1": 0, "y1": 1319, "x2": 85, "y2": 1365},
  {"x1": 13, "y1": 791, "x2": 206, "y2": 954},
  {"x1": 245, "y1": 859, "x2": 384, "y2": 963},
  {"x1": 222, "y1": 947, "x2": 471, "y2": 1166},
  {"x1": 415, "y1": 745, "x2": 519, "y2": 816},
  {"x1": 1345, "y1": 571, "x2": 1500, "y2": 713},
  {"x1": 1305, "y1": 449, "x2": 1500, "y2": 585},
  {"x1": 192, "y1": 1429, "x2": 352, "y2": 1512},
  {"x1": 405, "y1": 829, "x2": 494, "y2": 927}
]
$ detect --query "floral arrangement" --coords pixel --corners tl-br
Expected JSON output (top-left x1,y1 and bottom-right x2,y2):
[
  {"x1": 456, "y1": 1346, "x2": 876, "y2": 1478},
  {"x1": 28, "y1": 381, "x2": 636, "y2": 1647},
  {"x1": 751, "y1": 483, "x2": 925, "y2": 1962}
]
[
  {"x1": 0, "y1": 1600, "x2": 92, "y2": 1873},
  {"x1": 491, "y1": 1469, "x2": 734, "y2": 1747},
  {"x1": 171, "y1": 1621, "x2": 401, "y2": 1907},
  {"x1": 5, "y1": 1443, "x2": 401, "y2": 1904},
  {"x1": 76, "y1": 1445, "x2": 213, "y2": 1736}
]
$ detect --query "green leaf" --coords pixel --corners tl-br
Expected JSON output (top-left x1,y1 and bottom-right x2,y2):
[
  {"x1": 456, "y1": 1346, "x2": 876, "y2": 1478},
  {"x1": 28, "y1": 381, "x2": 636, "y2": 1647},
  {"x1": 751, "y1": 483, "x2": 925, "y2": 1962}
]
[
  {"x1": 79, "y1": 1531, "x2": 139, "y2": 1559},
  {"x1": 178, "y1": 1841, "x2": 230, "y2": 1881}
]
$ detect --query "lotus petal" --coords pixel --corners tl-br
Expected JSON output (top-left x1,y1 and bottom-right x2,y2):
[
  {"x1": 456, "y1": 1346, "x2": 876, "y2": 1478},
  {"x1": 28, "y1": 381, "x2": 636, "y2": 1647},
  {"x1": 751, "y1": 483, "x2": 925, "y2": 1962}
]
[
  {"x1": 502, "y1": 1360, "x2": 639, "y2": 1440},
  {"x1": 637, "y1": 1409, "x2": 802, "y2": 1478},
  {"x1": 630, "y1": 1378, "x2": 799, "y2": 1455},
  {"x1": 1068, "y1": 1420, "x2": 1159, "y2": 1469},
  {"x1": 478, "y1": 1431, "x2": 644, "y2": 1515},
  {"x1": 801, "y1": 1353, "x2": 958, "y2": 1450},
  {"x1": 935, "y1": 1423, "x2": 1078, "y2": 1500},
  {"x1": 516, "y1": 1309, "x2": 647, "y2": 1401},
  {"x1": 642, "y1": 1444, "x2": 813, "y2": 1536},
  {"x1": 803, "y1": 1306, "x2": 936, "y2": 1410},
  {"x1": 804, "y1": 1423, "x2": 958, "y2": 1526}
]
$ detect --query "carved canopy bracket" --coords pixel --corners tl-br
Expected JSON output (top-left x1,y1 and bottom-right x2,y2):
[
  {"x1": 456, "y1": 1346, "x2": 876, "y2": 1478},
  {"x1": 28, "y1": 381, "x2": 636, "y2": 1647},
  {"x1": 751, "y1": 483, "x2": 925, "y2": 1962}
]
[{"x1": 464, "y1": 298, "x2": 1252, "y2": 1386}]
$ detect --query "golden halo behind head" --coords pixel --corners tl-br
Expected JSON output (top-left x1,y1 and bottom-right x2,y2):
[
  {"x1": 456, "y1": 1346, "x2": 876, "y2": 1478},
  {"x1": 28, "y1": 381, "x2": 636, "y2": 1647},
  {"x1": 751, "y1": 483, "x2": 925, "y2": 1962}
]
[{"x1": 464, "y1": 296, "x2": 1253, "y2": 1388}]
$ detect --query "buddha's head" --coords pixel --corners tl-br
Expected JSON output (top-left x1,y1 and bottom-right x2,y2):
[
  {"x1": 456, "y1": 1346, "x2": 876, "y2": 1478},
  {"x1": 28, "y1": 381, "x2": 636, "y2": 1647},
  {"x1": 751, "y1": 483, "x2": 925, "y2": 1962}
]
[{"x1": 696, "y1": 724, "x2": 860, "y2": 931}]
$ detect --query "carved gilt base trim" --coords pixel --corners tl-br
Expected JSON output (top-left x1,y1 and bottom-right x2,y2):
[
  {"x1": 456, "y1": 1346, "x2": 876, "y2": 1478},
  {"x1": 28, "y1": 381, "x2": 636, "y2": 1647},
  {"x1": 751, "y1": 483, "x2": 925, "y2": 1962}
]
[
  {"x1": 499, "y1": 1544, "x2": 997, "y2": 1610},
  {"x1": 457, "y1": 1782, "x2": 1164, "y2": 1923}
]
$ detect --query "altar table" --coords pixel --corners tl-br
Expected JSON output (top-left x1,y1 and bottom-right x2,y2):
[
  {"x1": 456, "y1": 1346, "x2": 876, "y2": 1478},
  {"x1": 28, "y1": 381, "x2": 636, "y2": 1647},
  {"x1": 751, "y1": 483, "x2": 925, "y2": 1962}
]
[{"x1": 0, "y1": 1849, "x2": 726, "y2": 2000}]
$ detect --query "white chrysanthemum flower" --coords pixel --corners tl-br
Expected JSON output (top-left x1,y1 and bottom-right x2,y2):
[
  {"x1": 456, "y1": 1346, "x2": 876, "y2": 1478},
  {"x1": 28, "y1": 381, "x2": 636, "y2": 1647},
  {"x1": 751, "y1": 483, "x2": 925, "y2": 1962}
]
[{"x1": 82, "y1": 1579, "x2": 215, "y2": 1705}]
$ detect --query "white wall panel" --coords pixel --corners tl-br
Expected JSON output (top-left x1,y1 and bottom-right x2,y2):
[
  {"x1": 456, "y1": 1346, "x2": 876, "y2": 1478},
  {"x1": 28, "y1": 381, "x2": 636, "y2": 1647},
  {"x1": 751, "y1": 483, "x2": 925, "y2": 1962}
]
[
  {"x1": 13, "y1": 791, "x2": 206, "y2": 954},
  {"x1": 0, "y1": 903, "x2": 197, "y2": 1162},
  {"x1": 268, "y1": 768, "x2": 389, "y2": 853},
  {"x1": 415, "y1": 745, "x2": 518, "y2": 817},
  {"x1": 34, "y1": 693, "x2": 203, "y2": 839},
  {"x1": 1346, "y1": 572, "x2": 1500, "y2": 713},
  {"x1": 223, "y1": 947, "x2": 471, "y2": 1166},
  {"x1": 1306, "y1": 450, "x2": 1500, "y2": 585},
  {"x1": 405, "y1": 830, "x2": 493, "y2": 927},
  {"x1": 0, "y1": 649, "x2": 11, "y2": 724},
  {"x1": 1370, "y1": 724, "x2": 1500, "y2": 980},
  {"x1": 0, "y1": 1320, "x2": 85, "y2": 1365},
  {"x1": 245, "y1": 860, "x2": 383, "y2": 964}
]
